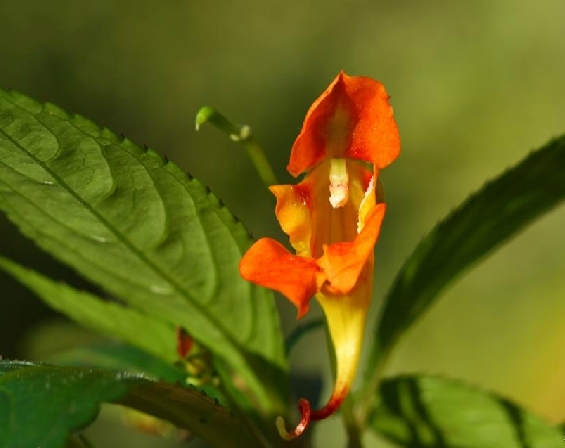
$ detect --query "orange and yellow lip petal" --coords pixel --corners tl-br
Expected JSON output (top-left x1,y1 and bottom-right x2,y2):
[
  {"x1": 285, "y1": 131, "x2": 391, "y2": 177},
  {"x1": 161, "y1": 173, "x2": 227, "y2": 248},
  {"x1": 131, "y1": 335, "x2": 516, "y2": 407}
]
[
  {"x1": 239, "y1": 238, "x2": 319, "y2": 318},
  {"x1": 317, "y1": 203, "x2": 386, "y2": 294}
]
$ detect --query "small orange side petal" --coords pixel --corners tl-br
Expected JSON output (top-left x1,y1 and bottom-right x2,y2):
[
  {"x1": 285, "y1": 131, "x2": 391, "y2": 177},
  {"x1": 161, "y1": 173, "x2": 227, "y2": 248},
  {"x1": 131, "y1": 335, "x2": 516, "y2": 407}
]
[
  {"x1": 239, "y1": 238, "x2": 319, "y2": 318},
  {"x1": 317, "y1": 204, "x2": 386, "y2": 294},
  {"x1": 270, "y1": 183, "x2": 312, "y2": 257}
]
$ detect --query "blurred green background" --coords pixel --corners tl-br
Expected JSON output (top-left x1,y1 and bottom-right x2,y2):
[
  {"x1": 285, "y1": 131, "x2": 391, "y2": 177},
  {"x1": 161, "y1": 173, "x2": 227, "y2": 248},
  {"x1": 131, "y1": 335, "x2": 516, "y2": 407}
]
[{"x1": 1, "y1": 0, "x2": 565, "y2": 446}]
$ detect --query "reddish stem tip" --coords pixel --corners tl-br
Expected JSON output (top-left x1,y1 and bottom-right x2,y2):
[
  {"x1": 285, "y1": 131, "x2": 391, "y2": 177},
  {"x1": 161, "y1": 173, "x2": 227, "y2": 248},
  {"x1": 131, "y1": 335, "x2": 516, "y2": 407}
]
[{"x1": 275, "y1": 399, "x2": 312, "y2": 440}]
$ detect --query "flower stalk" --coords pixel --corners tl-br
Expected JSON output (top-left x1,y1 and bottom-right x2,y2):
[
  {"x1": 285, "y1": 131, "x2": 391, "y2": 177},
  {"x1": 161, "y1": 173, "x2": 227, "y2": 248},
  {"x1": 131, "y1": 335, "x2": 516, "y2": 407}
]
[{"x1": 195, "y1": 106, "x2": 279, "y2": 187}]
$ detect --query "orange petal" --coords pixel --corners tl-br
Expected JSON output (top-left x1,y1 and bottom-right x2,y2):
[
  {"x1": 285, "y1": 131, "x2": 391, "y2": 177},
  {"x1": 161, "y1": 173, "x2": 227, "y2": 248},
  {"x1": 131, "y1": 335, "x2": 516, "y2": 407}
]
[
  {"x1": 317, "y1": 203, "x2": 386, "y2": 294},
  {"x1": 287, "y1": 71, "x2": 400, "y2": 176},
  {"x1": 239, "y1": 238, "x2": 319, "y2": 318}
]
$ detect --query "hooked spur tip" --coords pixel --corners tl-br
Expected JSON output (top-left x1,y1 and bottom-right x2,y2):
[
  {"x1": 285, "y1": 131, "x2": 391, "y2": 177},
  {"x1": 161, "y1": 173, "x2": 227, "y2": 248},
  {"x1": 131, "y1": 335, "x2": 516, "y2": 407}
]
[{"x1": 275, "y1": 398, "x2": 312, "y2": 440}]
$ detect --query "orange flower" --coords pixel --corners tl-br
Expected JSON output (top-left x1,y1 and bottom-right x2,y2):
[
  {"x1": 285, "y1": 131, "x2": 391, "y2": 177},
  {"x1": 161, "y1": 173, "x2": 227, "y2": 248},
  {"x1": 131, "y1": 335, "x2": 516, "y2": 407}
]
[{"x1": 239, "y1": 71, "x2": 400, "y2": 439}]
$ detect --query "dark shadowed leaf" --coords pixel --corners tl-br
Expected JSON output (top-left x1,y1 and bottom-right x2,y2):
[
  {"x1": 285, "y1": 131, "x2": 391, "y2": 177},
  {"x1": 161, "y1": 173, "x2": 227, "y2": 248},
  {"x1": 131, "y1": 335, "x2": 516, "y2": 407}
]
[
  {"x1": 370, "y1": 374, "x2": 563, "y2": 448},
  {"x1": 367, "y1": 135, "x2": 565, "y2": 379},
  {"x1": 0, "y1": 361, "x2": 263, "y2": 448}
]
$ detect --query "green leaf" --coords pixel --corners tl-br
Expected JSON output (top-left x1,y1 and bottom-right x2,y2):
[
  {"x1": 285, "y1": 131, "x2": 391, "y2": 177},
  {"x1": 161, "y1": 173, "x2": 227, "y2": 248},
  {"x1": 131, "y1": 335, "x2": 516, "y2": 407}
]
[
  {"x1": 0, "y1": 360, "x2": 264, "y2": 448},
  {"x1": 368, "y1": 134, "x2": 565, "y2": 374},
  {"x1": 0, "y1": 88, "x2": 287, "y2": 415},
  {"x1": 51, "y1": 341, "x2": 225, "y2": 403},
  {"x1": 53, "y1": 342, "x2": 187, "y2": 384},
  {"x1": 65, "y1": 434, "x2": 96, "y2": 448},
  {"x1": 0, "y1": 255, "x2": 225, "y2": 401},
  {"x1": 369, "y1": 374, "x2": 564, "y2": 448},
  {"x1": 0, "y1": 255, "x2": 178, "y2": 364}
]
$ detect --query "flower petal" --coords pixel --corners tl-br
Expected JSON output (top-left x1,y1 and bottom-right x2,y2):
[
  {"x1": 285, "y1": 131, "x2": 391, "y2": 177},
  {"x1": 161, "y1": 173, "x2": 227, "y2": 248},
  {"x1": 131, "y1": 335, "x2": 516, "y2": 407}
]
[
  {"x1": 317, "y1": 203, "x2": 386, "y2": 294},
  {"x1": 287, "y1": 71, "x2": 400, "y2": 176},
  {"x1": 270, "y1": 183, "x2": 312, "y2": 257},
  {"x1": 313, "y1": 272, "x2": 373, "y2": 420},
  {"x1": 239, "y1": 238, "x2": 319, "y2": 318}
]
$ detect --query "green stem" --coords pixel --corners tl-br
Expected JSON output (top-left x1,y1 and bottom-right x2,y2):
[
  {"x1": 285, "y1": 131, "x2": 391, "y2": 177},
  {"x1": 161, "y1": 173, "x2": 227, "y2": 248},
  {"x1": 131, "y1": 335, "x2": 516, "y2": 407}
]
[
  {"x1": 285, "y1": 318, "x2": 325, "y2": 357},
  {"x1": 355, "y1": 344, "x2": 391, "y2": 430},
  {"x1": 341, "y1": 395, "x2": 364, "y2": 448},
  {"x1": 342, "y1": 341, "x2": 393, "y2": 447},
  {"x1": 66, "y1": 434, "x2": 96, "y2": 448},
  {"x1": 214, "y1": 367, "x2": 279, "y2": 448},
  {"x1": 244, "y1": 137, "x2": 279, "y2": 188},
  {"x1": 195, "y1": 106, "x2": 279, "y2": 188}
]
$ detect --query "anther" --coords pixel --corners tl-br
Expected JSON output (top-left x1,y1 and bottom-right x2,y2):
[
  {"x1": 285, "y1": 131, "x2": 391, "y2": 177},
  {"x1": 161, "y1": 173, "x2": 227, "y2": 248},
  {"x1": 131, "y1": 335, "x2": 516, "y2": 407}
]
[{"x1": 329, "y1": 158, "x2": 349, "y2": 208}]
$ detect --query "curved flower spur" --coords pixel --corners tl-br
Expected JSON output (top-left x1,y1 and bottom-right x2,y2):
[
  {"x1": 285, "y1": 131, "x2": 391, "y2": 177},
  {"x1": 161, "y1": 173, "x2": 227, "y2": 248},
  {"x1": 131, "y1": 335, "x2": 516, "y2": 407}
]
[{"x1": 239, "y1": 71, "x2": 400, "y2": 439}]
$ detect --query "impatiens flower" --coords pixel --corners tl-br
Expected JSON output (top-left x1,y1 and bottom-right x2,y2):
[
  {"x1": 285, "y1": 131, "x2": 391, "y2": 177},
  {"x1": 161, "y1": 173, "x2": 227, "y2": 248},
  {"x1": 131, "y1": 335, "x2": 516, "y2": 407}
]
[{"x1": 239, "y1": 71, "x2": 400, "y2": 439}]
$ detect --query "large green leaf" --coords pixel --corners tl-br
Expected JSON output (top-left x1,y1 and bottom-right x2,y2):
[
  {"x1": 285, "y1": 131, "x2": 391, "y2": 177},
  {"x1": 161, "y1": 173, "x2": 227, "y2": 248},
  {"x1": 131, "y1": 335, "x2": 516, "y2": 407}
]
[
  {"x1": 53, "y1": 342, "x2": 188, "y2": 384},
  {"x1": 0, "y1": 255, "x2": 178, "y2": 364},
  {"x1": 369, "y1": 374, "x2": 563, "y2": 448},
  {"x1": 0, "y1": 88, "x2": 287, "y2": 415},
  {"x1": 1, "y1": 248, "x2": 230, "y2": 404},
  {"x1": 366, "y1": 135, "x2": 565, "y2": 378},
  {"x1": 0, "y1": 360, "x2": 264, "y2": 448},
  {"x1": 0, "y1": 254, "x2": 231, "y2": 405}
]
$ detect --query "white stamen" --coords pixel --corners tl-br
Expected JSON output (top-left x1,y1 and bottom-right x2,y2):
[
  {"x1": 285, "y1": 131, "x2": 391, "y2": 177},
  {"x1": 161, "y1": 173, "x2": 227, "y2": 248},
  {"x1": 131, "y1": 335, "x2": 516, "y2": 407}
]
[{"x1": 329, "y1": 159, "x2": 349, "y2": 208}]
